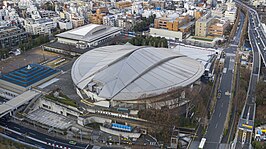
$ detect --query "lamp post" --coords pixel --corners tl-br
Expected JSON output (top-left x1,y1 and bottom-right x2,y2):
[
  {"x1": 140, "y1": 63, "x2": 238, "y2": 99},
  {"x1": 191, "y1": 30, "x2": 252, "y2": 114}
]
[
  {"x1": 53, "y1": 141, "x2": 56, "y2": 149},
  {"x1": 79, "y1": 129, "x2": 82, "y2": 142}
]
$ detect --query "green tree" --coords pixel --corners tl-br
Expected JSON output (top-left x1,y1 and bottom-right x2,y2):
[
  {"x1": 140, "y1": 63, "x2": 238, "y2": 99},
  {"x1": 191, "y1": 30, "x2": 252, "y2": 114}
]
[
  {"x1": 129, "y1": 35, "x2": 168, "y2": 48},
  {"x1": 252, "y1": 141, "x2": 263, "y2": 149},
  {"x1": 141, "y1": 39, "x2": 146, "y2": 46},
  {"x1": 255, "y1": 81, "x2": 266, "y2": 106}
]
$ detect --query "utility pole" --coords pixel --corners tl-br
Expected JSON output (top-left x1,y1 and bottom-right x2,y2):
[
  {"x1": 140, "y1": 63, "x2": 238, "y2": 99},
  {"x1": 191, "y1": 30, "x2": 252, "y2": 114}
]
[
  {"x1": 119, "y1": 134, "x2": 121, "y2": 145},
  {"x1": 80, "y1": 129, "x2": 82, "y2": 142}
]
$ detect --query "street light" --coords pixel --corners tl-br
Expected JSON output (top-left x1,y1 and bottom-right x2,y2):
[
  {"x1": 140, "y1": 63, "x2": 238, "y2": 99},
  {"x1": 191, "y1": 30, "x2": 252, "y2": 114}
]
[
  {"x1": 53, "y1": 141, "x2": 56, "y2": 149},
  {"x1": 79, "y1": 129, "x2": 82, "y2": 142}
]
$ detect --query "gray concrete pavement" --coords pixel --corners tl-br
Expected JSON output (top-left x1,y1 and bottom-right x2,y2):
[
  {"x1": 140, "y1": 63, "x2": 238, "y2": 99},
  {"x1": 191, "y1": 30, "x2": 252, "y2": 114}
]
[{"x1": 204, "y1": 11, "x2": 245, "y2": 149}]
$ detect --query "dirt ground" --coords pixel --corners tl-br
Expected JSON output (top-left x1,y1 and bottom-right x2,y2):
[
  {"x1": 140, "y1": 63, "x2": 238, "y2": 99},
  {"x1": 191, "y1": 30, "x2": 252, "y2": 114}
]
[{"x1": 0, "y1": 47, "x2": 59, "y2": 74}]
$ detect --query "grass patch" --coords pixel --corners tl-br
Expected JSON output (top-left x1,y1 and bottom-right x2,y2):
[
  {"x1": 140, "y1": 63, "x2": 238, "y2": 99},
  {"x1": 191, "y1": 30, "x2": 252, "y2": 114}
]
[
  {"x1": 192, "y1": 37, "x2": 214, "y2": 42},
  {"x1": 85, "y1": 123, "x2": 101, "y2": 130},
  {"x1": 223, "y1": 128, "x2": 228, "y2": 137},
  {"x1": 45, "y1": 94, "x2": 77, "y2": 108}
]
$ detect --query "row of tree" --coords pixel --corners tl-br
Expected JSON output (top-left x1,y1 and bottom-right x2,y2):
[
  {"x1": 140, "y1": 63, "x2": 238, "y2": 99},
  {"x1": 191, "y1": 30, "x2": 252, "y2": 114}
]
[
  {"x1": 129, "y1": 35, "x2": 168, "y2": 48},
  {"x1": 19, "y1": 35, "x2": 49, "y2": 52},
  {"x1": 137, "y1": 84, "x2": 211, "y2": 146},
  {"x1": 0, "y1": 136, "x2": 35, "y2": 149},
  {"x1": 252, "y1": 141, "x2": 266, "y2": 149},
  {"x1": 254, "y1": 81, "x2": 266, "y2": 127},
  {"x1": 0, "y1": 49, "x2": 9, "y2": 60},
  {"x1": 132, "y1": 14, "x2": 156, "y2": 32},
  {"x1": 41, "y1": 2, "x2": 55, "y2": 11},
  {"x1": 0, "y1": 35, "x2": 49, "y2": 60}
]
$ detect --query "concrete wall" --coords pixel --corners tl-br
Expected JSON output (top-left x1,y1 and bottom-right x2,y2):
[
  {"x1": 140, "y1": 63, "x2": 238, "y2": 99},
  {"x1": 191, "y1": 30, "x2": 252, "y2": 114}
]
[
  {"x1": 83, "y1": 89, "x2": 106, "y2": 101},
  {"x1": 37, "y1": 98, "x2": 81, "y2": 118},
  {"x1": 150, "y1": 28, "x2": 183, "y2": 40},
  {"x1": 0, "y1": 79, "x2": 27, "y2": 94},
  {"x1": 0, "y1": 87, "x2": 20, "y2": 99},
  {"x1": 43, "y1": 45, "x2": 81, "y2": 56},
  {"x1": 57, "y1": 37, "x2": 78, "y2": 45},
  {"x1": 81, "y1": 116, "x2": 112, "y2": 126},
  {"x1": 185, "y1": 37, "x2": 216, "y2": 48},
  {"x1": 87, "y1": 31, "x2": 121, "y2": 47}
]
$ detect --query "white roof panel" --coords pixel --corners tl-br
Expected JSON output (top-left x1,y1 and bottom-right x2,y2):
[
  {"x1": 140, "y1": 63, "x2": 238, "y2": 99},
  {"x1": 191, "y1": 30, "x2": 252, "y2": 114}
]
[
  {"x1": 69, "y1": 24, "x2": 100, "y2": 36},
  {"x1": 56, "y1": 24, "x2": 121, "y2": 43},
  {"x1": 71, "y1": 45, "x2": 205, "y2": 101}
]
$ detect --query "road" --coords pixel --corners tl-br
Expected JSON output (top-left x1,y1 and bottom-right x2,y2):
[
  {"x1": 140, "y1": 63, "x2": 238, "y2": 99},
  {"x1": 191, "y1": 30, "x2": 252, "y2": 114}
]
[
  {"x1": 235, "y1": 0, "x2": 266, "y2": 65},
  {"x1": 233, "y1": 2, "x2": 263, "y2": 148},
  {"x1": 0, "y1": 117, "x2": 91, "y2": 149},
  {"x1": 204, "y1": 11, "x2": 245, "y2": 149}
]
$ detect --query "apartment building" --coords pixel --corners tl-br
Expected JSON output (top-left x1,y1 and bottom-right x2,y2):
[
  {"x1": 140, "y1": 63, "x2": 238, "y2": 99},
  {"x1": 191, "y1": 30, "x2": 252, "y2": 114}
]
[
  {"x1": 89, "y1": 8, "x2": 108, "y2": 24},
  {"x1": 208, "y1": 18, "x2": 229, "y2": 36},
  {"x1": 71, "y1": 16, "x2": 84, "y2": 28},
  {"x1": 117, "y1": 17, "x2": 135, "y2": 31},
  {"x1": 194, "y1": 10, "x2": 204, "y2": 20},
  {"x1": 39, "y1": 10, "x2": 57, "y2": 18},
  {"x1": 115, "y1": 1, "x2": 132, "y2": 9},
  {"x1": 103, "y1": 15, "x2": 116, "y2": 27},
  {"x1": 58, "y1": 19, "x2": 73, "y2": 30},
  {"x1": 153, "y1": 15, "x2": 194, "y2": 38},
  {"x1": 24, "y1": 18, "x2": 57, "y2": 35},
  {"x1": 154, "y1": 15, "x2": 191, "y2": 31},
  {"x1": 224, "y1": 2, "x2": 237, "y2": 24},
  {"x1": 0, "y1": 26, "x2": 28, "y2": 49},
  {"x1": 211, "y1": 6, "x2": 226, "y2": 18},
  {"x1": 195, "y1": 12, "x2": 215, "y2": 37}
]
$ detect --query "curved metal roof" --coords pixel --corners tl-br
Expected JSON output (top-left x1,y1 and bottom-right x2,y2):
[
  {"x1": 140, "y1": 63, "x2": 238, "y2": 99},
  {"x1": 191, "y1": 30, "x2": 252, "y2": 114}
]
[
  {"x1": 56, "y1": 24, "x2": 121, "y2": 43},
  {"x1": 71, "y1": 45, "x2": 204, "y2": 101}
]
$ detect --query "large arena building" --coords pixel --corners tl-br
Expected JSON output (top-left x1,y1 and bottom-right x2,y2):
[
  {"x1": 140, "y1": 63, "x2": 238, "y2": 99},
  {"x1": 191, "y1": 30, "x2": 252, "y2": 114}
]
[
  {"x1": 56, "y1": 24, "x2": 121, "y2": 49},
  {"x1": 71, "y1": 45, "x2": 205, "y2": 109}
]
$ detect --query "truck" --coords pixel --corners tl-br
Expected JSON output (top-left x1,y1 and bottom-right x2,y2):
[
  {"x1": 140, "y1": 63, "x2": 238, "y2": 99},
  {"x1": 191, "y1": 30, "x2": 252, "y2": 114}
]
[{"x1": 199, "y1": 138, "x2": 206, "y2": 149}]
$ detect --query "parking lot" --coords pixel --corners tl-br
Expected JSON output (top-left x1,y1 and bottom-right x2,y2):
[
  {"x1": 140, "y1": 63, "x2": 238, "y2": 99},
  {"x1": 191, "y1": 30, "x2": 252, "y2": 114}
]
[
  {"x1": 0, "y1": 47, "x2": 59, "y2": 74},
  {"x1": 38, "y1": 58, "x2": 81, "y2": 101}
]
